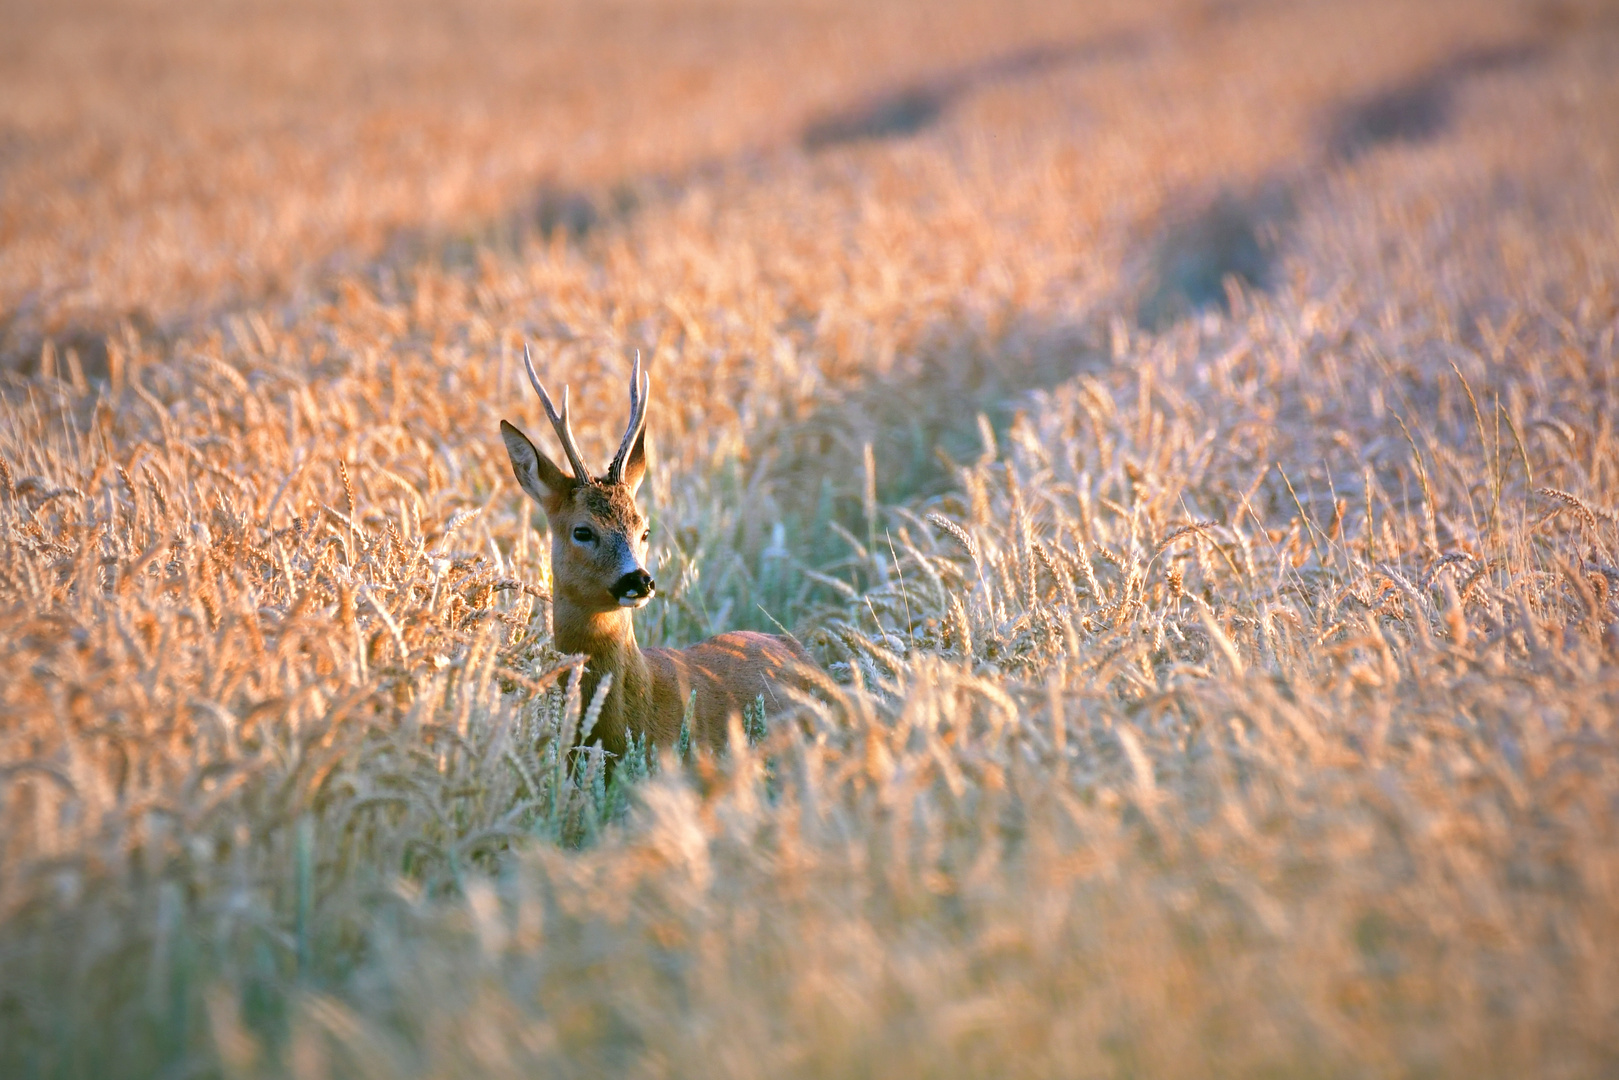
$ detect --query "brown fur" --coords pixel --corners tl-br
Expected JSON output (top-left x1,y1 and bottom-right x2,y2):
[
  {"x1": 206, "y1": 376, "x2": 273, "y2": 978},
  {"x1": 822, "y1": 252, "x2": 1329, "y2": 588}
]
[{"x1": 558, "y1": 610, "x2": 813, "y2": 759}]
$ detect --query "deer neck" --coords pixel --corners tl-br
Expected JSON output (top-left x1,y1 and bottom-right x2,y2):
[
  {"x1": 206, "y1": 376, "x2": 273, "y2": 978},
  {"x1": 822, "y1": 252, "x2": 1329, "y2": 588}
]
[
  {"x1": 552, "y1": 598, "x2": 639, "y2": 656},
  {"x1": 550, "y1": 599, "x2": 650, "y2": 753}
]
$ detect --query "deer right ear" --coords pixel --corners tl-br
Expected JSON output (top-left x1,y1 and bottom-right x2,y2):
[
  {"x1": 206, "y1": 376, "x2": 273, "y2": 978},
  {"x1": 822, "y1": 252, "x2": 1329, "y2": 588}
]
[{"x1": 501, "y1": 420, "x2": 575, "y2": 509}]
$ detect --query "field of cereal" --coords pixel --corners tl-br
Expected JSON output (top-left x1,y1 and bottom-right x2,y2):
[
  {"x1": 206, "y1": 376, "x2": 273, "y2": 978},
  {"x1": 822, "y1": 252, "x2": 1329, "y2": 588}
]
[{"x1": 3, "y1": 0, "x2": 1619, "y2": 1075}]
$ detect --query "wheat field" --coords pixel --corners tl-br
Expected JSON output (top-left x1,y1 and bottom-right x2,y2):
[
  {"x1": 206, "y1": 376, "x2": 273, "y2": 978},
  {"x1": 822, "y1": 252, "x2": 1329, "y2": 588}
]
[{"x1": 3, "y1": 0, "x2": 1618, "y2": 1076}]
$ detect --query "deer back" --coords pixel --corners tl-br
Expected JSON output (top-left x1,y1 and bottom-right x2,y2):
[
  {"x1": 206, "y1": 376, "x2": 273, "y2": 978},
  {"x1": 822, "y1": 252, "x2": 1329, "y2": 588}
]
[{"x1": 641, "y1": 631, "x2": 814, "y2": 749}]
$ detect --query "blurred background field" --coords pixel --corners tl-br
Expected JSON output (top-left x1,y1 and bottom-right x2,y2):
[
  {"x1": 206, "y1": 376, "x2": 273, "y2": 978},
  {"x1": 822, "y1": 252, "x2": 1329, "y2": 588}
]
[{"x1": 2, "y1": 0, "x2": 1618, "y2": 1076}]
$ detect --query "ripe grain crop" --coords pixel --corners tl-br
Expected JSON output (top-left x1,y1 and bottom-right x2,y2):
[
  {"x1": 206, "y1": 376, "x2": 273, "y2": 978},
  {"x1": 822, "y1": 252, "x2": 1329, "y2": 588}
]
[{"x1": 3, "y1": 0, "x2": 1618, "y2": 1076}]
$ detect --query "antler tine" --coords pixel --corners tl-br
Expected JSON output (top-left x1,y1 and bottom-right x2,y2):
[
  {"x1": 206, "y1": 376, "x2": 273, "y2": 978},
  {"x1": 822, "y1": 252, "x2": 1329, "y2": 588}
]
[
  {"x1": 523, "y1": 342, "x2": 594, "y2": 482},
  {"x1": 607, "y1": 350, "x2": 652, "y2": 483}
]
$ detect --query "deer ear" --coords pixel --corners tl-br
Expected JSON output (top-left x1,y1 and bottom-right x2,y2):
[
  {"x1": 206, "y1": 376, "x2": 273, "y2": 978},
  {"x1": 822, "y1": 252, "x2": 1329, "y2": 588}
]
[
  {"x1": 620, "y1": 425, "x2": 648, "y2": 497},
  {"x1": 501, "y1": 420, "x2": 574, "y2": 509}
]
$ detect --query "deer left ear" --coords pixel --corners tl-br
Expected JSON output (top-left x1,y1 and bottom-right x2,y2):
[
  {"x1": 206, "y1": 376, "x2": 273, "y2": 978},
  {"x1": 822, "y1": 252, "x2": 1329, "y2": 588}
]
[
  {"x1": 501, "y1": 419, "x2": 575, "y2": 511},
  {"x1": 620, "y1": 426, "x2": 647, "y2": 497}
]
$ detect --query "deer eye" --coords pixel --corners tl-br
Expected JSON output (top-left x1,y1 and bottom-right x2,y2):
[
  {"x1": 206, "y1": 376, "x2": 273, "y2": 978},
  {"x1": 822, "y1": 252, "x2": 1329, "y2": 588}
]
[
  {"x1": 641, "y1": 529, "x2": 650, "y2": 542},
  {"x1": 571, "y1": 526, "x2": 597, "y2": 544}
]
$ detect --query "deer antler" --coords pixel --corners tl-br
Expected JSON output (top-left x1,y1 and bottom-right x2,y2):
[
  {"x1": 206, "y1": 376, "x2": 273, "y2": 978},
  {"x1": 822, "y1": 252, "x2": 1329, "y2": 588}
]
[
  {"x1": 522, "y1": 342, "x2": 594, "y2": 482},
  {"x1": 607, "y1": 350, "x2": 651, "y2": 484}
]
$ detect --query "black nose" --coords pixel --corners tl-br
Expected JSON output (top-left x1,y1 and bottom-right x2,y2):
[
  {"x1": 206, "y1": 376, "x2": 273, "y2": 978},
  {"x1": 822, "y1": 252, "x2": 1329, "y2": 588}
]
[{"x1": 611, "y1": 569, "x2": 656, "y2": 601}]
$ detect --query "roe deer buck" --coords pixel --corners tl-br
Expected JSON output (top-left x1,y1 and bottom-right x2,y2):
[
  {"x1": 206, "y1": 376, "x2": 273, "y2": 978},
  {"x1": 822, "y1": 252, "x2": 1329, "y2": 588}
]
[{"x1": 500, "y1": 345, "x2": 813, "y2": 760}]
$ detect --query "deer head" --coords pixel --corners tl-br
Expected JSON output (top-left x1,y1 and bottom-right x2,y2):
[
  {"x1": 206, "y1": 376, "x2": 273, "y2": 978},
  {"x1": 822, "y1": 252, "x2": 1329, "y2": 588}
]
[{"x1": 501, "y1": 345, "x2": 655, "y2": 613}]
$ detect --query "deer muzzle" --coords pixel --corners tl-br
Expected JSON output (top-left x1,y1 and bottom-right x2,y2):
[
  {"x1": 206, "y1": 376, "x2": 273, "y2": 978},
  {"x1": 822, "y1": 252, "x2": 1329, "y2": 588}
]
[{"x1": 612, "y1": 568, "x2": 656, "y2": 608}]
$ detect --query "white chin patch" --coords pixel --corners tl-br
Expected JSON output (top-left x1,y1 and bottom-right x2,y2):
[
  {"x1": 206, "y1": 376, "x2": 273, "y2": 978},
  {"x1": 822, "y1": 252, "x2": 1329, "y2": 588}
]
[{"x1": 618, "y1": 595, "x2": 652, "y2": 609}]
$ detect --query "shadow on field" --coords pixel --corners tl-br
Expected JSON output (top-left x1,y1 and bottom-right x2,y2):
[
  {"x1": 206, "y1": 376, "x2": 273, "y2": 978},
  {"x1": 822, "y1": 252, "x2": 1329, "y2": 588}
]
[
  {"x1": 0, "y1": 28, "x2": 1154, "y2": 377},
  {"x1": 0, "y1": 305, "x2": 161, "y2": 385},
  {"x1": 800, "y1": 30, "x2": 1150, "y2": 150},
  {"x1": 4, "y1": 22, "x2": 1551, "y2": 401},
  {"x1": 763, "y1": 312, "x2": 1112, "y2": 562},
  {"x1": 1131, "y1": 35, "x2": 1547, "y2": 331},
  {"x1": 1135, "y1": 178, "x2": 1295, "y2": 331},
  {"x1": 768, "y1": 31, "x2": 1558, "y2": 539},
  {"x1": 393, "y1": 29, "x2": 1162, "y2": 274},
  {"x1": 488, "y1": 30, "x2": 1159, "y2": 254},
  {"x1": 1322, "y1": 41, "x2": 1545, "y2": 161}
]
